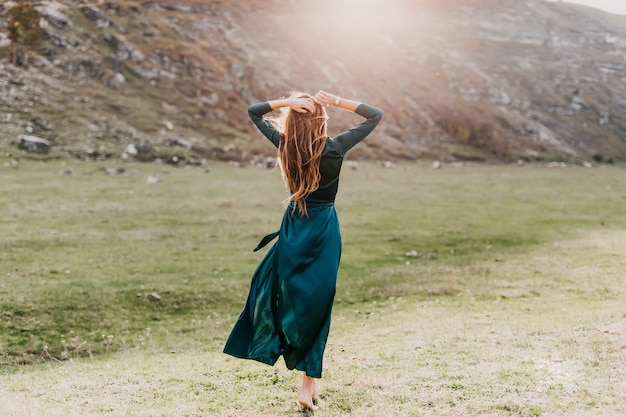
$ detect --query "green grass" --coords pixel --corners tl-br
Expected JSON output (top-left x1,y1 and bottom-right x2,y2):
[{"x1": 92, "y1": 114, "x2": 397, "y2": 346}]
[{"x1": 1, "y1": 158, "x2": 625, "y2": 416}]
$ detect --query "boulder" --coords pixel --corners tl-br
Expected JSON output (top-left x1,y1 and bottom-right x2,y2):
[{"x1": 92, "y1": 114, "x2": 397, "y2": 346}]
[
  {"x1": 18, "y1": 135, "x2": 51, "y2": 154},
  {"x1": 107, "y1": 72, "x2": 126, "y2": 88},
  {"x1": 166, "y1": 136, "x2": 193, "y2": 149},
  {"x1": 29, "y1": 117, "x2": 53, "y2": 133},
  {"x1": 79, "y1": 6, "x2": 111, "y2": 27}
]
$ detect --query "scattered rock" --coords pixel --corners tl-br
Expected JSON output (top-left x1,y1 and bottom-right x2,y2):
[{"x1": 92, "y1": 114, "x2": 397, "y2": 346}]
[
  {"x1": 201, "y1": 93, "x2": 219, "y2": 106},
  {"x1": 102, "y1": 167, "x2": 126, "y2": 175},
  {"x1": 166, "y1": 136, "x2": 193, "y2": 149},
  {"x1": 4, "y1": 159, "x2": 19, "y2": 168},
  {"x1": 75, "y1": 147, "x2": 114, "y2": 161},
  {"x1": 432, "y1": 160, "x2": 441, "y2": 169},
  {"x1": 18, "y1": 135, "x2": 51, "y2": 154},
  {"x1": 80, "y1": 6, "x2": 111, "y2": 27},
  {"x1": 30, "y1": 117, "x2": 53, "y2": 132},
  {"x1": 230, "y1": 63, "x2": 245, "y2": 78},
  {"x1": 124, "y1": 144, "x2": 138, "y2": 155},
  {"x1": 135, "y1": 142, "x2": 155, "y2": 161},
  {"x1": 168, "y1": 155, "x2": 181, "y2": 165},
  {"x1": 43, "y1": 14, "x2": 68, "y2": 30},
  {"x1": 107, "y1": 72, "x2": 126, "y2": 88},
  {"x1": 405, "y1": 250, "x2": 418, "y2": 257},
  {"x1": 187, "y1": 157, "x2": 206, "y2": 167},
  {"x1": 147, "y1": 292, "x2": 162, "y2": 300},
  {"x1": 252, "y1": 156, "x2": 277, "y2": 169},
  {"x1": 146, "y1": 174, "x2": 162, "y2": 184}
]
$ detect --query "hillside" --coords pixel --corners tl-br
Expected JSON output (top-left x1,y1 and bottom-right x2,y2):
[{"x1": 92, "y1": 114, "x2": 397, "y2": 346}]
[{"x1": 1, "y1": 0, "x2": 626, "y2": 164}]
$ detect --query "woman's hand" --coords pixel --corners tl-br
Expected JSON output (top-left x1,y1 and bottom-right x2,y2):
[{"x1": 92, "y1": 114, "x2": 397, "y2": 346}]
[
  {"x1": 314, "y1": 91, "x2": 338, "y2": 107},
  {"x1": 315, "y1": 91, "x2": 360, "y2": 112},
  {"x1": 289, "y1": 97, "x2": 316, "y2": 113}
]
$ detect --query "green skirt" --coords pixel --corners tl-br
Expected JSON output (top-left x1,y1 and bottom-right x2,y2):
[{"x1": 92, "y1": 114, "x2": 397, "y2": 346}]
[{"x1": 223, "y1": 201, "x2": 341, "y2": 378}]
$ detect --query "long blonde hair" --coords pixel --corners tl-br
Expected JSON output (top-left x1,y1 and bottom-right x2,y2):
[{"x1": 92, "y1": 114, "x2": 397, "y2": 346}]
[{"x1": 272, "y1": 92, "x2": 328, "y2": 216}]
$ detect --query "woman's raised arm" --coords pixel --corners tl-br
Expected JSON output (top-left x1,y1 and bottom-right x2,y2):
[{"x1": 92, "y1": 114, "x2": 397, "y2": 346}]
[
  {"x1": 314, "y1": 90, "x2": 361, "y2": 112},
  {"x1": 268, "y1": 97, "x2": 316, "y2": 113},
  {"x1": 314, "y1": 90, "x2": 383, "y2": 155}
]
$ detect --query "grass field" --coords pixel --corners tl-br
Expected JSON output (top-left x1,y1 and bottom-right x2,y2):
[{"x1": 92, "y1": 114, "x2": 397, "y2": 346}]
[{"x1": 1, "y1": 159, "x2": 625, "y2": 416}]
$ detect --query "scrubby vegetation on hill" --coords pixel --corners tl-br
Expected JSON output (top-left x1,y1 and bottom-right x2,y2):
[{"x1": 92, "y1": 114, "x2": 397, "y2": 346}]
[{"x1": 1, "y1": 0, "x2": 625, "y2": 164}]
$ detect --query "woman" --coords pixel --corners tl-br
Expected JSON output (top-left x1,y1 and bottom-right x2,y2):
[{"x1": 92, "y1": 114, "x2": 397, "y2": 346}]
[{"x1": 224, "y1": 90, "x2": 383, "y2": 410}]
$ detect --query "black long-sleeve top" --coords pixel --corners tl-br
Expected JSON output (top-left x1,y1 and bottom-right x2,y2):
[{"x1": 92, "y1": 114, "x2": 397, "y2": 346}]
[{"x1": 248, "y1": 102, "x2": 383, "y2": 203}]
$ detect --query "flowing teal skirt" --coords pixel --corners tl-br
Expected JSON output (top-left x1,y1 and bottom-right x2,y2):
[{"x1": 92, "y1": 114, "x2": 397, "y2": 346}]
[{"x1": 223, "y1": 201, "x2": 341, "y2": 378}]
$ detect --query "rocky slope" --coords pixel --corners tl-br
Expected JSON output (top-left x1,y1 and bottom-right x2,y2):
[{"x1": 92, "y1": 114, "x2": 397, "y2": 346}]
[{"x1": 1, "y1": 0, "x2": 625, "y2": 164}]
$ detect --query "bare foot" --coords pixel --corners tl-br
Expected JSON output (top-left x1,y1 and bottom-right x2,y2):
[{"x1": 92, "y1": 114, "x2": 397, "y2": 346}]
[
  {"x1": 298, "y1": 374, "x2": 318, "y2": 410},
  {"x1": 297, "y1": 394, "x2": 317, "y2": 410},
  {"x1": 311, "y1": 379, "x2": 318, "y2": 405}
]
